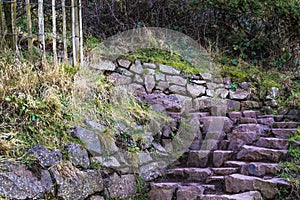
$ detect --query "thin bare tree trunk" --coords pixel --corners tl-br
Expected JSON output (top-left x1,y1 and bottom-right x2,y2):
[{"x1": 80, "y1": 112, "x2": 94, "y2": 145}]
[
  {"x1": 52, "y1": 0, "x2": 57, "y2": 65},
  {"x1": 0, "y1": 1, "x2": 3, "y2": 37},
  {"x1": 38, "y1": 0, "x2": 45, "y2": 60},
  {"x1": 71, "y1": 0, "x2": 77, "y2": 65},
  {"x1": 79, "y1": 0, "x2": 83, "y2": 66},
  {"x1": 3, "y1": 1, "x2": 12, "y2": 47},
  {"x1": 25, "y1": 0, "x2": 33, "y2": 59},
  {"x1": 62, "y1": 0, "x2": 68, "y2": 62},
  {"x1": 11, "y1": 0, "x2": 17, "y2": 53}
]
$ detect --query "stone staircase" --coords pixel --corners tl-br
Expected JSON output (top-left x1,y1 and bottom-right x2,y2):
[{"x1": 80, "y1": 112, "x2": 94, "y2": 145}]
[{"x1": 148, "y1": 110, "x2": 299, "y2": 200}]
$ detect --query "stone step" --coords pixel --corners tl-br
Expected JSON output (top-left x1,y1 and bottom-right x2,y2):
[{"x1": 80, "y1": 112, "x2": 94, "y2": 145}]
[
  {"x1": 206, "y1": 175, "x2": 225, "y2": 184},
  {"x1": 211, "y1": 167, "x2": 239, "y2": 176},
  {"x1": 272, "y1": 128, "x2": 298, "y2": 139},
  {"x1": 166, "y1": 168, "x2": 212, "y2": 182},
  {"x1": 213, "y1": 150, "x2": 234, "y2": 167},
  {"x1": 232, "y1": 124, "x2": 270, "y2": 137},
  {"x1": 224, "y1": 161, "x2": 281, "y2": 177},
  {"x1": 200, "y1": 191, "x2": 263, "y2": 200},
  {"x1": 273, "y1": 122, "x2": 300, "y2": 128},
  {"x1": 255, "y1": 137, "x2": 289, "y2": 150},
  {"x1": 225, "y1": 174, "x2": 290, "y2": 199},
  {"x1": 149, "y1": 182, "x2": 216, "y2": 200},
  {"x1": 236, "y1": 145, "x2": 288, "y2": 162},
  {"x1": 187, "y1": 150, "x2": 210, "y2": 167}
]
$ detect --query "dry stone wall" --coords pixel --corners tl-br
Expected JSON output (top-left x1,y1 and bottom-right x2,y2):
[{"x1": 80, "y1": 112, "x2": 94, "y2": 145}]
[{"x1": 0, "y1": 59, "x2": 299, "y2": 200}]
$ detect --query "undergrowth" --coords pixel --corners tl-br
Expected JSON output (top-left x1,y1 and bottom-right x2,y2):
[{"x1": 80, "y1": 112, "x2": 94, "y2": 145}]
[{"x1": 279, "y1": 127, "x2": 300, "y2": 199}]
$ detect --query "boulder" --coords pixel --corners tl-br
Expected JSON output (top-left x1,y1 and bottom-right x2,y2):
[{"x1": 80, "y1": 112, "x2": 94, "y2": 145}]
[
  {"x1": 107, "y1": 173, "x2": 136, "y2": 199},
  {"x1": 27, "y1": 145, "x2": 62, "y2": 168},
  {"x1": 229, "y1": 89, "x2": 249, "y2": 100},
  {"x1": 0, "y1": 161, "x2": 54, "y2": 199},
  {"x1": 65, "y1": 142, "x2": 90, "y2": 169},
  {"x1": 50, "y1": 162, "x2": 103, "y2": 200}
]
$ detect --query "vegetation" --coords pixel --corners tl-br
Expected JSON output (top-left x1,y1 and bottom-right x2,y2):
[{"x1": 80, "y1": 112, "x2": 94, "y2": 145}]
[{"x1": 280, "y1": 127, "x2": 300, "y2": 199}]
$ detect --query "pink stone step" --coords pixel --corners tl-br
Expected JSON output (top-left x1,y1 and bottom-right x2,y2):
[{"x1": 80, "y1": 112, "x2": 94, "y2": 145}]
[
  {"x1": 236, "y1": 145, "x2": 288, "y2": 162},
  {"x1": 225, "y1": 174, "x2": 290, "y2": 199},
  {"x1": 211, "y1": 167, "x2": 239, "y2": 176},
  {"x1": 255, "y1": 137, "x2": 289, "y2": 150},
  {"x1": 273, "y1": 122, "x2": 300, "y2": 128},
  {"x1": 213, "y1": 150, "x2": 234, "y2": 167},
  {"x1": 187, "y1": 150, "x2": 210, "y2": 167},
  {"x1": 200, "y1": 191, "x2": 263, "y2": 200},
  {"x1": 206, "y1": 175, "x2": 225, "y2": 184},
  {"x1": 272, "y1": 128, "x2": 298, "y2": 139},
  {"x1": 166, "y1": 168, "x2": 212, "y2": 182}
]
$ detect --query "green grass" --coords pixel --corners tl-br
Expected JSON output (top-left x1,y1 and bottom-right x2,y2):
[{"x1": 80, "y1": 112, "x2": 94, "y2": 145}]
[
  {"x1": 279, "y1": 127, "x2": 300, "y2": 199},
  {"x1": 122, "y1": 48, "x2": 200, "y2": 74}
]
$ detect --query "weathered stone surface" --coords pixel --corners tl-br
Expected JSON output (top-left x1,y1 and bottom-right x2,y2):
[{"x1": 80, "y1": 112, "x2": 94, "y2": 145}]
[
  {"x1": 84, "y1": 120, "x2": 106, "y2": 132},
  {"x1": 236, "y1": 145, "x2": 287, "y2": 162},
  {"x1": 167, "y1": 76, "x2": 187, "y2": 86},
  {"x1": 156, "y1": 81, "x2": 169, "y2": 91},
  {"x1": 257, "y1": 117, "x2": 275, "y2": 126},
  {"x1": 130, "y1": 60, "x2": 143, "y2": 74},
  {"x1": 108, "y1": 173, "x2": 136, "y2": 199},
  {"x1": 206, "y1": 89, "x2": 214, "y2": 97},
  {"x1": 65, "y1": 142, "x2": 90, "y2": 169},
  {"x1": 240, "y1": 162, "x2": 280, "y2": 177},
  {"x1": 200, "y1": 72, "x2": 212, "y2": 80},
  {"x1": 216, "y1": 88, "x2": 229, "y2": 98},
  {"x1": 117, "y1": 59, "x2": 131, "y2": 69},
  {"x1": 118, "y1": 68, "x2": 134, "y2": 76},
  {"x1": 139, "y1": 93, "x2": 181, "y2": 112},
  {"x1": 176, "y1": 185, "x2": 203, "y2": 200},
  {"x1": 201, "y1": 139, "x2": 219, "y2": 151},
  {"x1": 193, "y1": 97, "x2": 212, "y2": 111},
  {"x1": 27, "y1": 145, "x2": 62, "y2": 168},
  {"x1": 227, "y1": 132, "x2": 259, "y2": 145},
  {"x1": 89, "y1": 195, "x2": 105, "y2": 200},
  {"x1": 243, "y1": 110, "x2": 258, "y2": 118},
  {"x1": 148, "y1": 183, "x2": 178, "y2": 200},
  {"x1": 228, "y1": 139, "x2": 245, "y2": 152},
  {"x1": 155, "y1": 73, "x2": 166, "y2": 81},
  {"x1": 159, "y1": 64, "x2": 181, "y2": 75},
  {"x1": 232, "y1": 124, "x2": 270, "y2": 137},
  {"x1": 213, "y1": 150, "x2": 233, "y2": 167},
  {"x1": 145, "y1": 75, "x2": 155, "y2": 93},
  {"x1": 143, "y1": 62, "x2": 157, "y2": 69},
  {"x1": 255, "y1": 137, "x2": 289, "y2": 150},
  {"x1": 140, "y1": 162, "x2": 163, "y2": 181},
  {"x1": 199, "y1": 117, "x2": 233, "y2": 134},
  {"x1": 272, "y1": 128, "x2": 298, "y2": 139},
  {"x1": 225, "y1": 99, "x2": 241, "y2": 112},
  {"x1": 169, "y1": 85, "x2": 187, "y2": 95},
  {"x1": 107, "y1": 73, "x2": 132, "y2": 85},
  {"x1": 229, "y1": 89, "x2": 249, "y2": 100},
  {"x1": 0, "y1": 162, "x2": 54, "y2": 199},
  {"x1": 225, "y1": 174, "x2": 258, "y2": 193},
  {"x1": 201, "y1": 191, "x2": 263, "y2": 200},
  {"x1": 133, "y1": 74, "x2": 143, "y2": 83},
  {"x1": 228, "y1": 112, "x2": 242, "y2": 120},
  {"x1": 240, "y1": 117, "x2": 257, "y2": 124},
  {"x1": 50, "y1": 162, "x2": 103, "y2": 200},
  {"x1": 187, "y1": 84, "x2": 206, "y2": 98},
  {"x1": 187, "y1": 150, "x2": 210, "y2": 167},
  {"x1": 191, "y1": 80, "x2": 207, "y2": 85},
  {"x1": 174, "y1": 94, "x2": 193, "y2": 112},
  {"x1": 211, "y1": 168, "x2": 238, "y2": 176},
  {"x1": 167, "y1": 168, "x2": 212, "y2": 182},
  {"x1": 239, "y1": 82, "x2": 251, "y2": 89},
  {"x1": 73, "y1": 126, "x2": 102, "y2": 156},
  {"x1": 254, "y1": 178, "x2": 289, "y2": 199}
]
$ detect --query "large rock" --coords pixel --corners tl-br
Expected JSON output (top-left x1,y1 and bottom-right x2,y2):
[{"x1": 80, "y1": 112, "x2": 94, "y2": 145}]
[
  {"x1": 227, "y1": 131, "x2": 259, "y2": 145},
  {"x1": 240, "y1": 162, "x2": 280, "y2": 177},
  {"x1": 50, "y1": 162, "x2": 103, "y2": 200},
  {"x1": 166, "y1": 168, "x2": 211, "y2": 182},
  {"x1": 229, "y1": 89, "x2": 249, "y2": 100},
  {"x1": 139, "y1": 93, "x2": 181, "y2": 113},
  {"x1": 187, "y1": 150, "x2": 210, "y2": 167},
  {"x1": 145, "y1": 75, "x2": 155, "y2": 93},
  {"x1": 148, "y1": 183, "x2": 178, "y2": 200},
  {"x1": 73, "y1": 127, "x2": 102, "y2": 156},
  {"x1": 65, "y1": 142, "x2": 90, "y2": 169},
  {"x1": 232, "y1": 124, "x2": 270, "y2": 137},
  {"x1": 199, "y1": 117, "x2": 233, "y2": 134},
  {"x1": 159, "y1": 64, "x2": 181, "y2": 75},
  {"x1": 255, "y1": 137, "x2": 289, "y2": 150},
  {"x1": 27, "y1": 145, "x2": 62, "y2": 168},
  {"x1": 236, "y1": 145, "x2": 288, "y2": 162},
  {"x1": 0, "y1": 161, "x2": 54, "y2": 199},
  {"x1": 176, "y1": 185, "x2": 204, "y2": 200},
  {"x1": 213, "y1": 150, "x2": 233, "y2": 167},
  {"x1": 107, "y1": 173, "x2": 136, "y2": 199},
  {"x1": 166, "y1": 75, "x2": 187, "y2": 86},
  {"x1": 187, "y1": 84, "x2": 206, "y2": 98}
]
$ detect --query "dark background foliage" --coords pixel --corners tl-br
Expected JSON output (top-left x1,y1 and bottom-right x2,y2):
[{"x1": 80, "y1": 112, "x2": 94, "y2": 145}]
[{"x1": 81, "y1": 0, "x2": 300, "y2": 71}]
